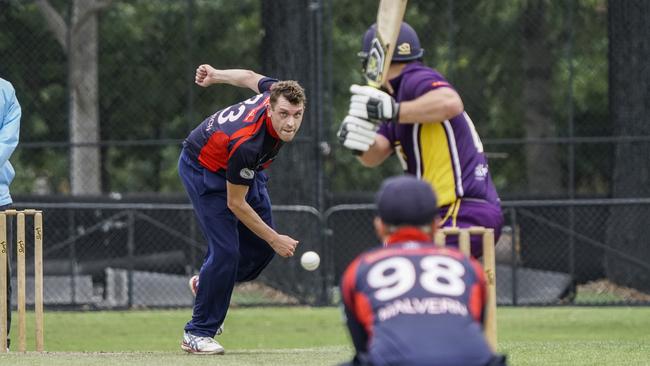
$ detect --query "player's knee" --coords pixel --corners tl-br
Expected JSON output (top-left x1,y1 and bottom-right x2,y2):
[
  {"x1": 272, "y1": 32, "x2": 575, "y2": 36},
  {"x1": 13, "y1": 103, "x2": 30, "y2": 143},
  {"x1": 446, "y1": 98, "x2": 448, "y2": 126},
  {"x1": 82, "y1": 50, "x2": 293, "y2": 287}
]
[
  {"x1": 206, "y1": 245, "x2": 240, "y2": 267},
  {"x1": 236, "y1": 253, "x2": 274, "y2": 282}
]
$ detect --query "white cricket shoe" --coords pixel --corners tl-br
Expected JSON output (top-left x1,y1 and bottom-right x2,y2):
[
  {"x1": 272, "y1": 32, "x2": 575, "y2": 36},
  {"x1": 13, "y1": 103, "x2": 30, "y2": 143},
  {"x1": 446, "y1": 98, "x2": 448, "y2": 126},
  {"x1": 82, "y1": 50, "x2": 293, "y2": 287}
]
[{"x1": 181, "y1": 331, "x2": 225, "y2": 355}]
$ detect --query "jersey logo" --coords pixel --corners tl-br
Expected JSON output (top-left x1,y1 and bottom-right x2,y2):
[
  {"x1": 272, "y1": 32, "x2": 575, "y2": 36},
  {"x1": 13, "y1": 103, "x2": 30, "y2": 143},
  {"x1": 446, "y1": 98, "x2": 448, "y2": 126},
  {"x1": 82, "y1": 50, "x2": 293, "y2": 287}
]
[
  {"x1": 240, "y1": 168, "x2": 255, "y2": 180},
  {"x1": 205, "y1": 113, "x2": 218, "y2": 132},
  {"x1": 474, "y1": 163, "x2": 488, "y2": 181}
]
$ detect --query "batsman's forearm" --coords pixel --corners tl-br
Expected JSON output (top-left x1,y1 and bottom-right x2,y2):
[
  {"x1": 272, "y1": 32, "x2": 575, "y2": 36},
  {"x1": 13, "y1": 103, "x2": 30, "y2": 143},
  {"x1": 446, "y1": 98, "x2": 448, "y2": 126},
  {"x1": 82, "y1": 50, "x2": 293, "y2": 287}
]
[
  {"x1": 357, "y1": 150, "x2": 383, "y2": 167},
  {"x1": 357, "y1": 135, "x2": 392, "y2": 167},
  {"x1": 211, "y1": 69, "x2": 265, "y2": 93},
  {"x1": 397, "y1": 88, "x2": 464, "y2": 124}
]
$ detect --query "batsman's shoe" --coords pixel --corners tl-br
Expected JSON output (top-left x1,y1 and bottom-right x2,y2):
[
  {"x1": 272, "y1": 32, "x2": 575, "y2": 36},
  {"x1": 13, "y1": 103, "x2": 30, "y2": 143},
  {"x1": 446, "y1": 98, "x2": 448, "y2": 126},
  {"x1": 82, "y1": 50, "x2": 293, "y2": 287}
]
[
  {"x1": 181, "y1": 331, "x2": 224, "y2": 355},
  {"x1": 189, "y1": 275, "x2": 199, "y2": 296}
]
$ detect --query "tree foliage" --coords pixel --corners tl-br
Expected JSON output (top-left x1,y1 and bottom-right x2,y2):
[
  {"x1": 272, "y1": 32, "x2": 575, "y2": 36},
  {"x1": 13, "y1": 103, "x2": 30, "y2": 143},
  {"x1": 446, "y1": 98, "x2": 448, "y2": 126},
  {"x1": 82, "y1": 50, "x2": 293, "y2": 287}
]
[{"x1": 0, "y1": 0, "x2": 609, "y2": 200}]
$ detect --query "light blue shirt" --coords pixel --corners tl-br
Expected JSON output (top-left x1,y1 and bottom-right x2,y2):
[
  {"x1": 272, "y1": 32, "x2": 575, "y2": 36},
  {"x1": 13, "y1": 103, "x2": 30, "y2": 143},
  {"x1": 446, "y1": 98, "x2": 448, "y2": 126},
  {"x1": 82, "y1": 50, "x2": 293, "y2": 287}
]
[{"x1": 0, "y1": 78, "x2": 21, "y2": 206}]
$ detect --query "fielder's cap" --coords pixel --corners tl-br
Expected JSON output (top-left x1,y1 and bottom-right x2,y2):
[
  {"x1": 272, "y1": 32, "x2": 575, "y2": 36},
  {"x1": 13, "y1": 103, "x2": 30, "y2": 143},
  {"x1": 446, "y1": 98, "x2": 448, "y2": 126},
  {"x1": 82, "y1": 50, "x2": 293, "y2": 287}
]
[{"x1": 376, "y1": 175, "x2": 438, "y2": 226}]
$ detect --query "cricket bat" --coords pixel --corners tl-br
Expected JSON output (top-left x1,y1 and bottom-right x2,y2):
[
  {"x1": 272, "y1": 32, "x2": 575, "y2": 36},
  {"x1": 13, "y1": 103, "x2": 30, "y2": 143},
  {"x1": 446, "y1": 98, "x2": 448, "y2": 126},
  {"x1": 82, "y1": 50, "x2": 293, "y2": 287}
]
[{"x1": 365, "y1": 0, "x2": 408, "y2": 88}]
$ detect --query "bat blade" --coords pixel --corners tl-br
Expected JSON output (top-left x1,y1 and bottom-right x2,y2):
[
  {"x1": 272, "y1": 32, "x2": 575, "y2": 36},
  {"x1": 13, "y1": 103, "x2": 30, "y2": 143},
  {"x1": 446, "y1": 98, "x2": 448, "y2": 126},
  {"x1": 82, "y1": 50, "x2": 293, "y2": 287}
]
[{"x1": 365, "y1": 0, "x2": 408, "y2": 88}]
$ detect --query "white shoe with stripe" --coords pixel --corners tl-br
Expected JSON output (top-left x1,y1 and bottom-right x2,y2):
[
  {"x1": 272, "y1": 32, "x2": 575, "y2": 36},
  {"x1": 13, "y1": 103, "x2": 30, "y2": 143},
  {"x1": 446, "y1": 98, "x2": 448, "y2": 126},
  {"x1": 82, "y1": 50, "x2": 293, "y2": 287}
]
[{"x1": 181, "y1": 331, "x2": 224, "y2": 355}]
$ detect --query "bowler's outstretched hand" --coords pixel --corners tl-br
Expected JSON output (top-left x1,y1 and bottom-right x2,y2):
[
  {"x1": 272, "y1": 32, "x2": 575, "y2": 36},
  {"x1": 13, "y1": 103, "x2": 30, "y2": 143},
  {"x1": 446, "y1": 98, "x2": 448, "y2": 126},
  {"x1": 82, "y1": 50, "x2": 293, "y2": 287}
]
[
  {"x1": 195, "y1": 64, "x2": 217, "y2": 87},
  {"x1": 271, "y1": 235, "x2": 299, "y2": 258}
]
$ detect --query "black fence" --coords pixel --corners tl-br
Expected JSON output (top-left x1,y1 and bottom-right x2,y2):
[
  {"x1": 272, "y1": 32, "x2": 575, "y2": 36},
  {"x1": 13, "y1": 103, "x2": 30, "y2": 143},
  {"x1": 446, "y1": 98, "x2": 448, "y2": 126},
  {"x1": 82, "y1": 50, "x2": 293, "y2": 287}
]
[
  {"x1": 8, "y1": 199, "x2": 650, "y2": 309},
  {"x1": 324, "y1": 199, "x2": 650, "y2": 306}
]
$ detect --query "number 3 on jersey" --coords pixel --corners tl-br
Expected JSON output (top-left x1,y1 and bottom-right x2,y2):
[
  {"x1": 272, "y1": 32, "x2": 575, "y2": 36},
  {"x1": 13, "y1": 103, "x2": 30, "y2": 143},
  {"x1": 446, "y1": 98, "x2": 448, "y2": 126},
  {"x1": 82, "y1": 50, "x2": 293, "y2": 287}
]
[
  {"x1": 367, "y1": 256, "x2": 466, "y2": 301},
  {"x1": 217, "y1": 94, "x2": 264, "y2": 124}
]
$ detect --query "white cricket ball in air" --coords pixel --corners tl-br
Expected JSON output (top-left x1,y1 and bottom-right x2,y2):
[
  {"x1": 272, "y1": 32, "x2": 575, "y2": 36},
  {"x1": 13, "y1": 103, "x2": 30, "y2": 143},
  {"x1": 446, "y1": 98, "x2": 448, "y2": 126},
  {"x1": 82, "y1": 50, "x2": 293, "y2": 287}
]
[{"x1": 300, "y1": 251, "x2": 320, "y2": 271}]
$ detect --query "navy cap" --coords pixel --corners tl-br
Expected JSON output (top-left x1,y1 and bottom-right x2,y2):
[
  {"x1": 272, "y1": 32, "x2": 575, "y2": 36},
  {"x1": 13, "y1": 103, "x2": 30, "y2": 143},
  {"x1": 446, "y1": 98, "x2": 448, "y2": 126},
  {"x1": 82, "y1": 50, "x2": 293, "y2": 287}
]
[
  {"x1": 376, "y1": 176, "x2": 438, "y2": 226},
  {"x1": 358, "y1": 22, "x2": 425, "y2": 62}
]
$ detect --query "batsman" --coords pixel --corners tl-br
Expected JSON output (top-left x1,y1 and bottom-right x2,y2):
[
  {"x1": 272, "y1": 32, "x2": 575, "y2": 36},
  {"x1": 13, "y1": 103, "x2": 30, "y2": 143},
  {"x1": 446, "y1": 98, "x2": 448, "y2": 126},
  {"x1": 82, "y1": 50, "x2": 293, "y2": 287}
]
[{"x1": 338, "y1": 22, "x2": 504, "y2": 257}]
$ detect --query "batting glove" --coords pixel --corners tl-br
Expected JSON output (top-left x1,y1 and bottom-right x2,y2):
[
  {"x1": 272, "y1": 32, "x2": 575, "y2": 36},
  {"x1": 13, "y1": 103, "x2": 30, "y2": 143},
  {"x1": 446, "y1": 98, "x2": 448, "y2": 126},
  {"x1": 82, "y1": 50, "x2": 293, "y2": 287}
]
[
  {"x1": 348, "y1": 84, "x2": 400, "y2": 122},
  {"x1": 337, "y1": 115, "x2": 378, "y2": 152}
]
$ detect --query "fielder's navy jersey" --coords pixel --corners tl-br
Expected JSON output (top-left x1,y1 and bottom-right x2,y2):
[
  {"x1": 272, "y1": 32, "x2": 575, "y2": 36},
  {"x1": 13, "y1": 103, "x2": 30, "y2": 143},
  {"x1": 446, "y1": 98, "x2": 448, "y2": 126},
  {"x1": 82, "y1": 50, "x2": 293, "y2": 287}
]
[
  {"x1": 341, "y1": 228, "x2": 494, "y2": 366},
  {"x1": 183, "y1": 77, "x2": 282, "y2": 186}
]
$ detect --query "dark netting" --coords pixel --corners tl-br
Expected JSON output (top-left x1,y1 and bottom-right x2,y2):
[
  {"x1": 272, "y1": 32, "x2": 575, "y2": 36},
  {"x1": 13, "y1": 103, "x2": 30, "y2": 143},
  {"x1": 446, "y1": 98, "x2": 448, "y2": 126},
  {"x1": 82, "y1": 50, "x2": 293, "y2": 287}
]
[
  {"x1": 6, "y1": 196, "x2": 649, "y2": 309},
  {"x1": 323, "y1": 205, "x2": 377, "y2": 287},
  {"x1": 260, "y1": 207, "x2": 326, "y2": 305},
  {"x1": 606, "y1": 0, "x2": 650, "y2": 292},
  {"x1": 1, "y1": 0, "x2": 648, "y2": 307}
]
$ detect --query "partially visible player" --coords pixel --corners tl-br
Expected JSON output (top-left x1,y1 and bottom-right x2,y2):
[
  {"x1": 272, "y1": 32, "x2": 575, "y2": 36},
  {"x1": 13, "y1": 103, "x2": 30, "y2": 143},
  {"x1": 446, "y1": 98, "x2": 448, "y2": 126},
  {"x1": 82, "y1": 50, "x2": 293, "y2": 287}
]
[
  {"x1": 338, "y1": 22, "x2": 503, "y2": 258},
  {"x1": 340, "y1": 175, "x2": 506, "y2": 366},
  {"x1": 179, "y1": 65, "x2": 305, "y2": 355},
  {"x1": 0, "y1": 77, "x2": 20, "y2": 351}
]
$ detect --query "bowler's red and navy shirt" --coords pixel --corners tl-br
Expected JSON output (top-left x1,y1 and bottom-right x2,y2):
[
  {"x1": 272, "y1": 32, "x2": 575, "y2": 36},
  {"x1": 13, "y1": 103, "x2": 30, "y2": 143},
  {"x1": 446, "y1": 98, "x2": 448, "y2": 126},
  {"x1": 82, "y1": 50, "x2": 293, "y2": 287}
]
[
  {"x1": 340, "y1": 228, "x2": 493, "y2": 366},
  {"x1": 183, "y1": 78, "x2": 282, "y2": 186}
]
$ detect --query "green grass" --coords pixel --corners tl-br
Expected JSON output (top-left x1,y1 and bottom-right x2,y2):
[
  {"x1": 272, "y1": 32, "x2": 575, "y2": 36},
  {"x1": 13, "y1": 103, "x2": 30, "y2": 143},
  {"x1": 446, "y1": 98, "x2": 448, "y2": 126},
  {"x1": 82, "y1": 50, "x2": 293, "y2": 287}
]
[
  {"x1": 499, "y1": 307, "x2": 650, "y2": 365},
  {"x1": 1, "y1": 307, "x2": 649, "y2": 365},
  {"x1": 2, "y1": 307, "x2": 351, "y2": 366},
  {"x1": 575, "y1": 291, "x2": 625, "y2": 303}
]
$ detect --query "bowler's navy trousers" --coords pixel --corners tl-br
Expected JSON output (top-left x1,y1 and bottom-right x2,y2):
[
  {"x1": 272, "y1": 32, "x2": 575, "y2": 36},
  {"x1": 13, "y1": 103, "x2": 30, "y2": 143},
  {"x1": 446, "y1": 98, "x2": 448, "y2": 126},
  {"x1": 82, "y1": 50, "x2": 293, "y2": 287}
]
[{"x1": 179, "y1": 149, "x2": 275, "y2": 337}]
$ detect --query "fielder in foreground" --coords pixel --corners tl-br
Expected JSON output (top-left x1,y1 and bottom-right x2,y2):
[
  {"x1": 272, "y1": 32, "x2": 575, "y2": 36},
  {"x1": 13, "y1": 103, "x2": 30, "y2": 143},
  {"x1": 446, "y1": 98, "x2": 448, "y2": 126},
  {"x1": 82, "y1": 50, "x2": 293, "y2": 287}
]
[
  {"x1": 338, "y1": 22, "x2": 503, "y2": 258},
  {"x1": 340, "y1": 176, "x2": 506, "y2": 366},
  {"x1": 179, "y1": 65, "x2": 305, "y2": 354}
]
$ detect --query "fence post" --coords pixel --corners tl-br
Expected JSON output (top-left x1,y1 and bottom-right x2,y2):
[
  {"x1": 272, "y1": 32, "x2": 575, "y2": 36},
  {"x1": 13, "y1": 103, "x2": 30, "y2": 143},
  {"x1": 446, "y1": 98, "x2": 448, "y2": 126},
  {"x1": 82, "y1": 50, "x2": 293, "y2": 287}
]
[
  {"x1": 127, "y1": 210, "x2": 135, "y2": 308},
  {"x1": 68, "y1": 210, "x2": 77, "y2": 305},
  {"x1": 319, "y1": 212, "x2": 331, "y2": 306},
  {"x1": 511, "y1": 207, "x2": 519, "y2": 306}
]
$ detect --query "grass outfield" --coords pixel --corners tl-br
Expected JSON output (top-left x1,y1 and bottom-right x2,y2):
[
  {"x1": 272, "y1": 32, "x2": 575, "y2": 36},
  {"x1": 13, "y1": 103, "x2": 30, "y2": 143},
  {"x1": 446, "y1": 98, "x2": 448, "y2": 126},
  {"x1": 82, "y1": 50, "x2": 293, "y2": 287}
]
[{"x1": 1, "y1": 307, "x2": 649, "y2": 365}]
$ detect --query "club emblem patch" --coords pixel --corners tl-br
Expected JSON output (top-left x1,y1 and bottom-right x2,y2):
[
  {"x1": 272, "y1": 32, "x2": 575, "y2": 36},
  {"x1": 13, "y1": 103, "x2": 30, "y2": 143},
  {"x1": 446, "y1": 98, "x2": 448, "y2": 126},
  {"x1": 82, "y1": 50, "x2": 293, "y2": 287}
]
[{"x1": 240, "y1": 168, "x2": 255, "y2": 179}]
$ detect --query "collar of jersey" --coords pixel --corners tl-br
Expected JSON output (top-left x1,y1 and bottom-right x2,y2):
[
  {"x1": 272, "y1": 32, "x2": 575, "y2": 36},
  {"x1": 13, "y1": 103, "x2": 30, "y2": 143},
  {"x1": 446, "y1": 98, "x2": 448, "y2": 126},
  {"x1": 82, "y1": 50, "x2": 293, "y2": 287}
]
[
  {"x1": 384, "y1": 227, "x2": 432, "y2": 246},
  {"x1": 388, "y1": 61, "x2": 423, "y2": 95},
  {"x1": 264, "y1": 112, "x2": 280, "y2": 139}
]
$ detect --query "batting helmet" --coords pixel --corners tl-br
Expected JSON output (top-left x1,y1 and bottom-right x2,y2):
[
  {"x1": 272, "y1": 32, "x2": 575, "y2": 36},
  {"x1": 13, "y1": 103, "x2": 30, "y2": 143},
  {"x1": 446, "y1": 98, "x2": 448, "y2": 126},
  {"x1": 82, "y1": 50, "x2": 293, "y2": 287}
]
[{"x1": 358, "y1": 22, "x2": 425, "y2": 62}]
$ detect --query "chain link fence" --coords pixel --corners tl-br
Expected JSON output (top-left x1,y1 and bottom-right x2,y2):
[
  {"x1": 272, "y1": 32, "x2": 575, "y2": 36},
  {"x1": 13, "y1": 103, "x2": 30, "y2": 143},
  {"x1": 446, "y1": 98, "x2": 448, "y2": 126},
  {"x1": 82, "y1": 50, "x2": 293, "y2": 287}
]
[
  {"x1": 8, "y1": 203, "x2": 327, "y2": 308},
  {"x1": 325, "y1": 200, "x2": 650, "y2": 306},
  {"x1": 6, "y1": 200, "x2": 649, "y2": 309},
  {"x1": 1, "y1": 0, "x2": 649, "y2": 307}
]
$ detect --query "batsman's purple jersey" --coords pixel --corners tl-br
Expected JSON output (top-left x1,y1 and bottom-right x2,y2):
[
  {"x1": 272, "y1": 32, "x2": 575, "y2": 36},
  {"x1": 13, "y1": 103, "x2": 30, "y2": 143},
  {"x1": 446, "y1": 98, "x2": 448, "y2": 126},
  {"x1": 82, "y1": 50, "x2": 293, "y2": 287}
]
[
  {"x1": 341, "y1": 229, "x2": 495, "y2": 366},
  {"x1": 378, "y1": 62, "x2": 503, "y2": 256},
  {"x1": 379, "y1": 62, "x2": 498, "y2": 206}
]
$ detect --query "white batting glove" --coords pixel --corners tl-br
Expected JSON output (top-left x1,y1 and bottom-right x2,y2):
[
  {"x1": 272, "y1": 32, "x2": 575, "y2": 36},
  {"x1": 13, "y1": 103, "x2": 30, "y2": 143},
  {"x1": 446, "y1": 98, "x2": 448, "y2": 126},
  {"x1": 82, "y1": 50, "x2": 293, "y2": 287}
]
[
  {"x1": 337, "y1": 115, "x2": 378, "y2": 152},
  {"x1": 348, "y1": 84, "x2": 400, "y2": 122}
]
